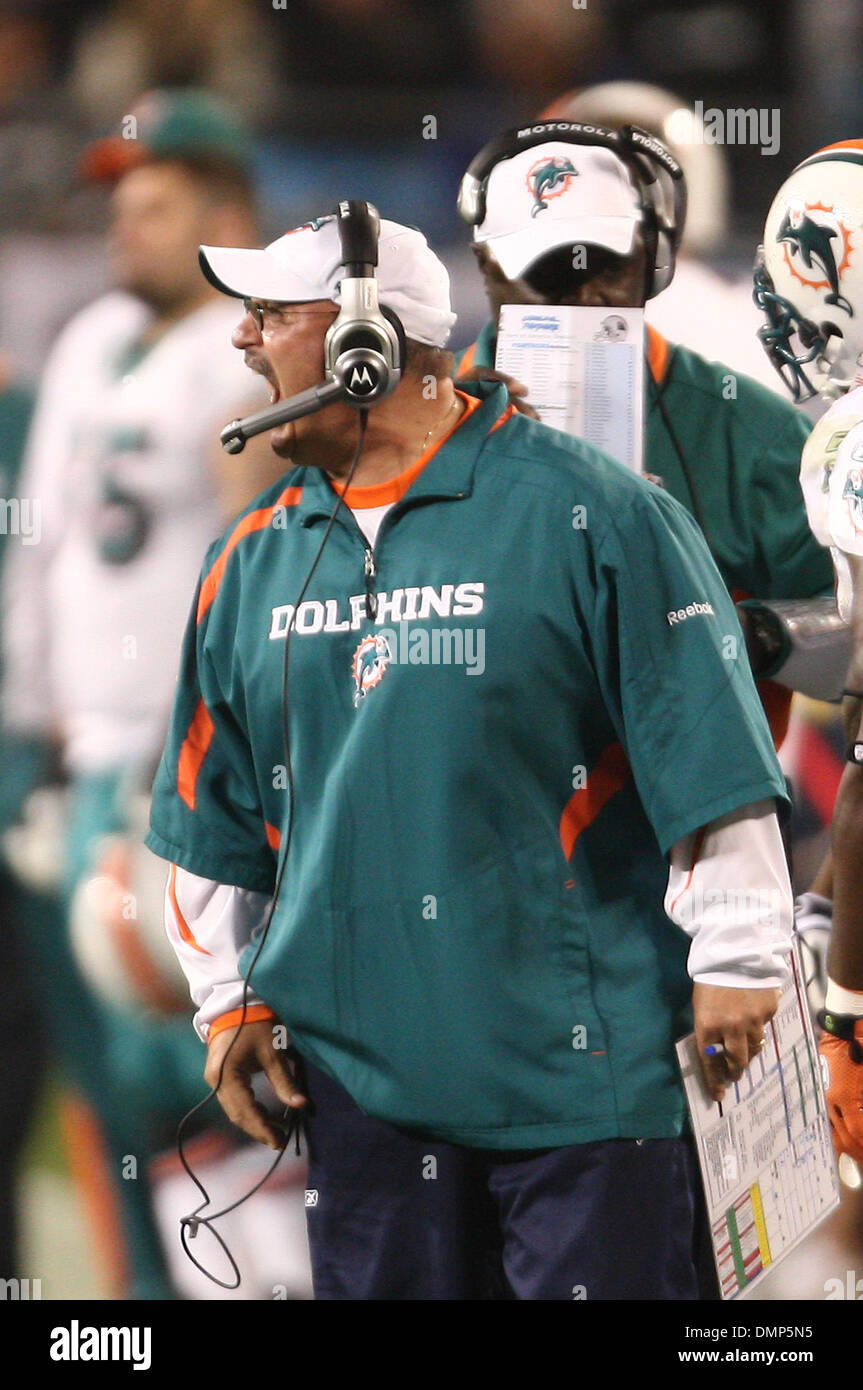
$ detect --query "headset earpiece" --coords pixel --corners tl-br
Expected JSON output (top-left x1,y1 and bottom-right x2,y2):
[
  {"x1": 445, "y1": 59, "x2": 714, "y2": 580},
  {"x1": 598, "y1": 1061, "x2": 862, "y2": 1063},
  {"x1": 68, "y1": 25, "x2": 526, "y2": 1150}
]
[
  {"x1": 323, "y1": 200, "x2": 406, "y2": 405},
  {"x1": 380, "y1": 304, "x2": 407, "y2": 369},
  {"x1": 620, "y1": 128, "x2": 685, "y2": 298}
]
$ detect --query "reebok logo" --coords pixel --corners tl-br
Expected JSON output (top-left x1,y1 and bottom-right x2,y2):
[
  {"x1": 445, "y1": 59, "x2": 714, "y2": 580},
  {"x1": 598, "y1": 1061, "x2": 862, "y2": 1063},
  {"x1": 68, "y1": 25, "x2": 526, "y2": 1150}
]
[{"x1": 667, "y1": 601, "x2": 715, "y2": 626}]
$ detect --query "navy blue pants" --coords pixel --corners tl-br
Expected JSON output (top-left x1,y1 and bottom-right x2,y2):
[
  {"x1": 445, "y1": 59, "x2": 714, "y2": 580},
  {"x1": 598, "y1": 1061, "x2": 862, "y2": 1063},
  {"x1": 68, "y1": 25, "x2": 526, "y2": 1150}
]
[{"x1": 299, "y1": 1058, "x2": 714, "y2": 1301}]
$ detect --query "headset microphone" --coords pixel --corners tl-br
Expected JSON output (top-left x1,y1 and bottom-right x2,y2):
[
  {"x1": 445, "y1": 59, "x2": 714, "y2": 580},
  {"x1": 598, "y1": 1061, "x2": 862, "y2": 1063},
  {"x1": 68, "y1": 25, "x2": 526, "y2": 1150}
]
[
  {"x1": 220, "y1": 200, "x2": 406, "y2": 454},
  {"x1": 220, "y1": 379, "x2": 347, "y2": 455}
]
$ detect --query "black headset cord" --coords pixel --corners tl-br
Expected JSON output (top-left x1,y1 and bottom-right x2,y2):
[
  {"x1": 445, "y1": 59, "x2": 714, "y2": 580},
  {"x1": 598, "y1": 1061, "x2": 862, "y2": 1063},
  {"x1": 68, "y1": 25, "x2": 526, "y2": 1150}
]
[
  {"x1": 177, "y1": 410, "x2": 369, "y2": 1289},
  {"x1": 646, "y1": 355, "x2": 714, "y2": 556}
]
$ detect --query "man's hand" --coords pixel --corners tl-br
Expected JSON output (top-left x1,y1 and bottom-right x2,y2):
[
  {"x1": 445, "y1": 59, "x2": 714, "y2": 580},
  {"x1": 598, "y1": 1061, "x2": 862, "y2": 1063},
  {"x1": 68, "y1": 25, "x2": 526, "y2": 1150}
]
[
  {"x1": 693, "y1": 983, "x2": 781, "y2": 1102},
  {"x1": 204, "y1": 1018, "x2": 307, "y2": 1150},
  {"x1": 456, "y1": 366, "x2": 539, "y2": 419},
  {"x1": 820, "y1": 1023, "x2": 863, "y2": 1163}
]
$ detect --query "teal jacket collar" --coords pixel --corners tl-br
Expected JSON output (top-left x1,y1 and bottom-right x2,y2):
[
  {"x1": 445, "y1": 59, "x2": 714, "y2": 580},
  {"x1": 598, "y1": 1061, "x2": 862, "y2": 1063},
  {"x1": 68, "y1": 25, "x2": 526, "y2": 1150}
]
[{"x1": 296, "y1": 383, "x2": 512, "y2": 526}]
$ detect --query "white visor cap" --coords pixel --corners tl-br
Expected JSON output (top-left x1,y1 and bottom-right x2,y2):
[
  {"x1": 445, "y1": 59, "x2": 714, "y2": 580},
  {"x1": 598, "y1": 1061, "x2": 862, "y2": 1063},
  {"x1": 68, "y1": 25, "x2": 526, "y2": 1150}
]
[
  {"x1": 474, "y1": 142, "x2": 643, "y2": 280},
  {"x1": 199, "y1": 215, "x2": 457, "y2": 348}
]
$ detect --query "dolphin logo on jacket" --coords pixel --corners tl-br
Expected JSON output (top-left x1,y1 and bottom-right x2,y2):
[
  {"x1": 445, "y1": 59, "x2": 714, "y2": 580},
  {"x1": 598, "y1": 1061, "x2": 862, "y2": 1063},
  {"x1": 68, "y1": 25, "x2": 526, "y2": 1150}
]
[{"x1": 352, "y1": 632, "x2": 392, "y2": 705}]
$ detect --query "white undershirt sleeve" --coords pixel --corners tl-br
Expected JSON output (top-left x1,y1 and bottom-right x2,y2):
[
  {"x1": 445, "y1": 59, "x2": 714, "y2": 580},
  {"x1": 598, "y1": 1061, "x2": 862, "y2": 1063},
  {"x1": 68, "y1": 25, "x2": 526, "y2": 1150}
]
[
  {"x1": 165, "y1": 864, "x2": 275, "y2": 1042},
  {"x1": 665, "y1": 799, "x2": 793, "y2": 988}
]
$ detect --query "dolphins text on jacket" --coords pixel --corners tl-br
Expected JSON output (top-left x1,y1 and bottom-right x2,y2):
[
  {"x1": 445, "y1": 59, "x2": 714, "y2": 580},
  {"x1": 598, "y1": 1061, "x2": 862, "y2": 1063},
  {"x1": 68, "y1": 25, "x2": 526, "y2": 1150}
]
[{"x1": 269, "y1": 582, "x2": 485, "y2": 638}]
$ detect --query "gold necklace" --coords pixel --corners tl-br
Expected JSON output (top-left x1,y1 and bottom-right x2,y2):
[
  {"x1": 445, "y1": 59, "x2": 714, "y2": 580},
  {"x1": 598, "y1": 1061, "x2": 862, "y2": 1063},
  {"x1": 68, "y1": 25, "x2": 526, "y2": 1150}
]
[{"x1": 421, "y1": 398, "x2": 460, "y2": 453}]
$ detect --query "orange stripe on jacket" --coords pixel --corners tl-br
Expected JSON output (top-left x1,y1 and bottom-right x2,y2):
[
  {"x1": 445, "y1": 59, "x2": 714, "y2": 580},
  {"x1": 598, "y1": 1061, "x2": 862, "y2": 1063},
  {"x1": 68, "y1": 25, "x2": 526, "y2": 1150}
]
[
  {"x1": 168, "y1": 863, "x2": 211, "y2": 956},
  {"x1": 457, "y1": 341, "x2": 478, "y2": 375},
  {"x1": 197, "y1": 484, "x2": 302, "y2": 623},
  {"x1": 646, "y1": 325, "x2": 670, "y2": 385},
  {"x1": 177, "y1": 698, "x2": 215, "y2": 810},
  {"x1": 559, "y1": 742, "x2": 632, "y2": 860},
  {"x1": 488, "y1": 403, "x2": 516, "y2": 436},
  {"x1": 265, "y1": 821, "x2": 281, "y2": 850}
]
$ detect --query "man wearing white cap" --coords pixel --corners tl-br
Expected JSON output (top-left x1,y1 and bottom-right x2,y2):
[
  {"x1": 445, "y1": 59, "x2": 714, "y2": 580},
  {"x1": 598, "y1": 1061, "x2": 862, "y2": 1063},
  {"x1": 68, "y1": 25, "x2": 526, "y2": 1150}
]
[
  {"x1": 147, "y1": 205, "x2": 796, "y2": 1300},
  {"x1": 542, "y1": 83, "x2": 782, "y2": 392},
  {"x1": 458, "y1": 123, "x2": 842, "y2": 750},
  {"x1": 198, "y1": 213, "x2": 459, "y2": 468}
]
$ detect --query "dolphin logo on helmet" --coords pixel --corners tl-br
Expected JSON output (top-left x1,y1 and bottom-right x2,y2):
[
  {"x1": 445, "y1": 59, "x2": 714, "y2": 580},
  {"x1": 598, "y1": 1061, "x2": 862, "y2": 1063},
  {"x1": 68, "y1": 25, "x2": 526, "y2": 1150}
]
[{"x1": 776, "y1": 199, "x2": 853, "y2": 317}]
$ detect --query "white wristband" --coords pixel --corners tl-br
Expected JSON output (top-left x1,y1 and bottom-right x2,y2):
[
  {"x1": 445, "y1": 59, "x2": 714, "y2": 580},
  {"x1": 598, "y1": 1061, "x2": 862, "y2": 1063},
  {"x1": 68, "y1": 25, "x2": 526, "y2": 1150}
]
[{"x1": 825, "y1": 978, "x2": 863, "y2": 1017}]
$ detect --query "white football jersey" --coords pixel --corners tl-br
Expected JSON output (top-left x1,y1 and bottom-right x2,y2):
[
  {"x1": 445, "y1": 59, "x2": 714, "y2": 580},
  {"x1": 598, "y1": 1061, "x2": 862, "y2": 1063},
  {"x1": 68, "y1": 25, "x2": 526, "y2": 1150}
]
[
  {"x1": 799, "y1": 381, "x2": 863, "y2": 619},
  {"x1": 3, "y1": 291, "x2": 265, "y2": 773}
]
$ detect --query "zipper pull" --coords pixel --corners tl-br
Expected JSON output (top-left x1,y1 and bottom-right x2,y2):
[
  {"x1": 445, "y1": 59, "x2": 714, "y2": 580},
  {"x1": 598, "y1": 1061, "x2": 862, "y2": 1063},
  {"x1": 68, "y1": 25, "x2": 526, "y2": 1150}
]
[{"x1": 364, "y1": 547, "x2": 377, "y2": 619}]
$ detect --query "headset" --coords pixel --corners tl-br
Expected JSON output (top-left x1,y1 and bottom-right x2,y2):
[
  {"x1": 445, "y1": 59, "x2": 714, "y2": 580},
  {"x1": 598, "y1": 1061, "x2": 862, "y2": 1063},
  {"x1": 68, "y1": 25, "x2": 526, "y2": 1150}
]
[
  {"x1": 457, "y1": 120, "x2": 687, "y2": 302},
  {"x1": 220, "y1": 200, "x2": 406, "y2": 454}
]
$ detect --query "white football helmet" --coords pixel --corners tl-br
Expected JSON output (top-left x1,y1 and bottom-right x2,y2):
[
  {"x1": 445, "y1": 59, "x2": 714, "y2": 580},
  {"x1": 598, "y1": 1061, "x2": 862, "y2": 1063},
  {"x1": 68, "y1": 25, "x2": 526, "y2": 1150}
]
[{"x1": 755, "y1": 141, "x2": 863, "y2": 402}]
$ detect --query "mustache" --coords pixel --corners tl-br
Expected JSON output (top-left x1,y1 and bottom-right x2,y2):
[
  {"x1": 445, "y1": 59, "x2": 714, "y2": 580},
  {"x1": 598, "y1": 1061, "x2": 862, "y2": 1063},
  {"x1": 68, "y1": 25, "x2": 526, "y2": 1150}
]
[{"x1": 244, "y1": 353, "x2": 277, "y2": 386}]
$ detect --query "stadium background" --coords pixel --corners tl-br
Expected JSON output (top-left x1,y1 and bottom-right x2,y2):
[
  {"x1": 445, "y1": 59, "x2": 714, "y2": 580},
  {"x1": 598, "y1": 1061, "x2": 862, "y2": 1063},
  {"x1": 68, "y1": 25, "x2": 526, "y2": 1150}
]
[{"x1": 0, "y1": 0, "x2": 859, "y2": 1300}]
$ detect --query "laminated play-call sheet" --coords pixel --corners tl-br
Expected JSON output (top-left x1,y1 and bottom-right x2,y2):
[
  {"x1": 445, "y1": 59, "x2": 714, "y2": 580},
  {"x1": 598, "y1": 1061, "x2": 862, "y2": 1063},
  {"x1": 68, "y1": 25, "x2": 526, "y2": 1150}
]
[
  {"x1": 676, "y1": 945, "x2": 840, "y2": 1300},
  {"x1": 495, "y1": 304, "x2": 644, "y2": 473}
]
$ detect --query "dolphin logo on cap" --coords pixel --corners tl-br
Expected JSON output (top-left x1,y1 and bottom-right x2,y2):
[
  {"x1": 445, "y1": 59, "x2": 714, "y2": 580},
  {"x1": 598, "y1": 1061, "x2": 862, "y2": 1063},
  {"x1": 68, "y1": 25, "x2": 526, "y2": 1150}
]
[{"x1": 527, "y1": 156, "x2": 578, "y2": 218}]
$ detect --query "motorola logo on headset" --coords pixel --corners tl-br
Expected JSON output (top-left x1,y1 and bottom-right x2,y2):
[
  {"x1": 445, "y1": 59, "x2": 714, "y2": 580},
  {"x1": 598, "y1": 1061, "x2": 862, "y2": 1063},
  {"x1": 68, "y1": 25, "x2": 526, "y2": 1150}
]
[{"x1": 347, "y1": 362, "x2": 380, "y2": 395}]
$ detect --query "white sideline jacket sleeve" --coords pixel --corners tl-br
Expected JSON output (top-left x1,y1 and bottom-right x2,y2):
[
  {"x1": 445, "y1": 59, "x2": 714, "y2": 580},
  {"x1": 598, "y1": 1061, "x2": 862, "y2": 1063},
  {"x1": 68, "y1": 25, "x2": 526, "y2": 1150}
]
[
  {"x1": 165, "y1": 864, "x2": 275, "y2": 1043},
  {"x1": 665, "y1": 799, "x2": 793, "y2": 988}
]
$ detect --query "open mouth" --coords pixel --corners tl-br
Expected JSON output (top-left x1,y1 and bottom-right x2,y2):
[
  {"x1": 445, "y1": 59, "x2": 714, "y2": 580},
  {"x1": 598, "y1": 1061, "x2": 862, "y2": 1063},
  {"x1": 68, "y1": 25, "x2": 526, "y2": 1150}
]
[{"x1": 245, "y1": 352, "x2": 281, "y2": 404}]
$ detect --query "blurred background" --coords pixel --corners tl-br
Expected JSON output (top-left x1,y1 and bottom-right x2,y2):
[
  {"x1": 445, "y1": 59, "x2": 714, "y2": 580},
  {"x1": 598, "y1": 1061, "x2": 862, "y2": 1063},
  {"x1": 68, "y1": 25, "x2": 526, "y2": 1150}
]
[
  {"x1": 2, "y1": 0, "x2": 862, "y2": 373},
  {"x1": 0, "y1": 0, "x2": 860, "y2": 1302}
]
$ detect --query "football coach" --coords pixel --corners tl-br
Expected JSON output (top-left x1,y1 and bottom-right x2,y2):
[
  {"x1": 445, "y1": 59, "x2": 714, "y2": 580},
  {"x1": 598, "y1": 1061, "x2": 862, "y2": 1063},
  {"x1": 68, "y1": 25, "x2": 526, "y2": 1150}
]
[{"x1": 147, "y1": 203, "x2": 793, "y2": 1300}]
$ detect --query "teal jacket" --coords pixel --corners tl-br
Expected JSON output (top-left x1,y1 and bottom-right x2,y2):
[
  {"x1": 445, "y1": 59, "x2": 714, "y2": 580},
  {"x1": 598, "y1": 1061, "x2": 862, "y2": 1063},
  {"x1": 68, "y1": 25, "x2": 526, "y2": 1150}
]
[
  {"x1": 458, "y1": 323, "x2": 833, "y2": 746},
  {"x1": 148, "y1": 385, "x2": 787, "y2": 1148}
]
